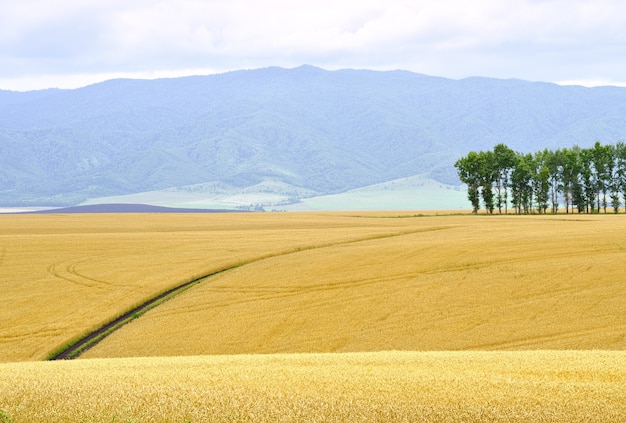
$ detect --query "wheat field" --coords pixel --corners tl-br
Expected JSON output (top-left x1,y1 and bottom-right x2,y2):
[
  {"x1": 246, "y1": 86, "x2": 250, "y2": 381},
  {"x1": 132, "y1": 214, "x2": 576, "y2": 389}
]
[
  {"x1": 1, "y1": 211, "x2": 625, "y2": 421},
  {"x1": 1, "y1": 351, "x2": 625, "y2": 422},
  {"x1": 83, "y1": 213, "x2": 626, "y2": 357},
  {"x1": 1, "y1": 212, "x2": 415, "y2": 361}
]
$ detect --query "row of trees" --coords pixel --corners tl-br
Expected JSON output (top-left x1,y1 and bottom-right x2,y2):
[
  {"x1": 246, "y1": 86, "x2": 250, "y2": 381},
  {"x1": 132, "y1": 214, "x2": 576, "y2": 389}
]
[{"x1": 455, "y1": 141, "x2": 626, "y2": 214}]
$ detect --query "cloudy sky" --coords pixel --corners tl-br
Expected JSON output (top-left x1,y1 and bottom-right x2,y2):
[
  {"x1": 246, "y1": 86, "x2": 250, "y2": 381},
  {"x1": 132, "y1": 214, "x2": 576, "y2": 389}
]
[{"x1": 1, "y1": 0, "x2": 626, "y2": 91}]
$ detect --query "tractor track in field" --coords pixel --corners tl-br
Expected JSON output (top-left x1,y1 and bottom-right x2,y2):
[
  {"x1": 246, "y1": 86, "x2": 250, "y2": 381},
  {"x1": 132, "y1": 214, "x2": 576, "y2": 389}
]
[
  {"x1": 48, "y1": 225, "x2": 453, "y2": 360},
  {"x1": 47, "y1": 269, "x2": 231, "y2": 360}
]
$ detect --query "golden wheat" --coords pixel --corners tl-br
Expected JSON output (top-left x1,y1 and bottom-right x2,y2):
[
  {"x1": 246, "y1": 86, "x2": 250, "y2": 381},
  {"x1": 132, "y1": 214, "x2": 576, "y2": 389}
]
[
  {"x1": 1, "y1": 351, "x2": 624, "y2": 422},
  {"x1": 3, "y1": 212, "x2": 626, "y2": 421},
  {"x1": 0, "y1": 211, "x2": 430, "y2": 361},
  {"x1": 83, "y1": 213, "x2": 626, "y2": 358}
]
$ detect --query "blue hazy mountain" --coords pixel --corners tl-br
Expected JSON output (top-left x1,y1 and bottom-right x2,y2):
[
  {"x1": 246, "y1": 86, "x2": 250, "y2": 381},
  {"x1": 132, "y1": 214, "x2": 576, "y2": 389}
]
[{"x1": 2, "y1": 65, "x2": 626, "y2": 206}]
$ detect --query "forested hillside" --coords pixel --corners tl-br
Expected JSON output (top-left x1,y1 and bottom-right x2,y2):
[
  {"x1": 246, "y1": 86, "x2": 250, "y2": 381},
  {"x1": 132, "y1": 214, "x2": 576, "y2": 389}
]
[{"x1": 2, "y1": 65, "x2": 626, "y2": 207}]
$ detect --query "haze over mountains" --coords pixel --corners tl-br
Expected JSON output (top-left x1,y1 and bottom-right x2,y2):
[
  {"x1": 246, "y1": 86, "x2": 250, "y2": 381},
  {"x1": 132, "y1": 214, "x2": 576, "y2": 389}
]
[{"x1": 2, "y1": 65, "x2": 626, "y2": 209}]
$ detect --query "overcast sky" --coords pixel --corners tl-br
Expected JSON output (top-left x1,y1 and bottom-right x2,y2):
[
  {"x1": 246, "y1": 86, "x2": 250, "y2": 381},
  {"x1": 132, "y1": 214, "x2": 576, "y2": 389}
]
[{"x1": 2, "y1": 0, "x2": 626, "y2": 91}]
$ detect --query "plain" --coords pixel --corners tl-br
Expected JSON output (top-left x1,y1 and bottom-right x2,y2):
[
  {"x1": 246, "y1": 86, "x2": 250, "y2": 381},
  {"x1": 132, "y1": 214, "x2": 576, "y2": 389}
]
[{"x1": 1, "y1": 211, "x2": 625, "y2": 421}]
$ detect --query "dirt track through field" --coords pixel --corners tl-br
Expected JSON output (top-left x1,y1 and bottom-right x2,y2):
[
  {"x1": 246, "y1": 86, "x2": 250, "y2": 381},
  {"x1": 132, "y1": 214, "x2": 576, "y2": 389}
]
[
  {"x1": 47, "y1": 270, "x2": 226, "y2": 360},
  {"x1": 48, "y1": 226, "x2": 446, "y2": 360}
]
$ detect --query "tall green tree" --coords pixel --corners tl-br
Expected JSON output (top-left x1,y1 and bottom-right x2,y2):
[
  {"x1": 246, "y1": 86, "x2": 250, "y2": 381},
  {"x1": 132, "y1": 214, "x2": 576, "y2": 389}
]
[
  {"x1": 615, "y1": 141, "x2": 626, "y2": 213},
  {"x1": 531, "y1": 150, "x2": 550, "y2": 214},
  {"x1": 455, "y1": 152, "x2": 482, "y2": 214},
  {"x1": 478, "y1": 150, "x2": 496, "y2": 214},
  {"x1": 608, "y1": 144, "x2": 621, "y2": 213},
  {"x1": 592, "y1": 141, "x2": 613, "y2": 213},
  {"x1": 510, "y1": 153, "x2": 532, "y2": 214},
  {"x1": 559, "y1": 147, "x2": 579, "y2": 214},
  {"x1": 493, "y1": 143, "x2": 516, "y2": 214},
  {"x1": 544, "y1": 148, "x2": 562, "y2": 214},
  {"x1": 579, "y1": 147, "x2": 596, "y2": 213}
]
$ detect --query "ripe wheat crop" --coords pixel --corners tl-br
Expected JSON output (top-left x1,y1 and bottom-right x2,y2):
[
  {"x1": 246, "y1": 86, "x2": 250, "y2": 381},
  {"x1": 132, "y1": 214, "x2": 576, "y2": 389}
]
[
  {"x1": 2, "y1": 211, "x2": 626, "y2": 421},
  {"x1": 1, "y1": 351, "x2": 624, "y2": 422},
  {"x1": 0, "y1": 211, "x2": 436, "y2": 361},
  {"x1": 83, "y1": 213, "x2": 626, "y2": 358}
]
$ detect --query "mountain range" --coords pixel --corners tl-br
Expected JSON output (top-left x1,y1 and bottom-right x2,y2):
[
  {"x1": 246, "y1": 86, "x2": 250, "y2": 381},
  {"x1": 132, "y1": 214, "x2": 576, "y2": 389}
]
[{"x1": 2, "y1": 65, "x2": 626, "y2": 209}]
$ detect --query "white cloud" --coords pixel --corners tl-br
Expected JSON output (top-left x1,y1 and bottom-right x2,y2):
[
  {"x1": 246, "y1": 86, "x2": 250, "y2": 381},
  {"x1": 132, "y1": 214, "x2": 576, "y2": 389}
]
[{"x1": 1, "y1": 0, "x2": 626, "y2": 90}]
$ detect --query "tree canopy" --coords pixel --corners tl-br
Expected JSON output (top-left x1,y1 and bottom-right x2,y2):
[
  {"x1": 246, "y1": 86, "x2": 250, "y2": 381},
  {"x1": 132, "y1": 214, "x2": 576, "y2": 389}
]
[{"x1": 455, "y1": 141, "x2": 626, "y2": 214}]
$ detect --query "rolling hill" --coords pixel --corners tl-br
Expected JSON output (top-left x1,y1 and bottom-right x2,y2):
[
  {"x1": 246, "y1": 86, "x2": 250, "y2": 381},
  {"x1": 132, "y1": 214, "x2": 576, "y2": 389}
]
[{"x1": 2, "y1": 65, "x2": 626, "y2": 208}]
